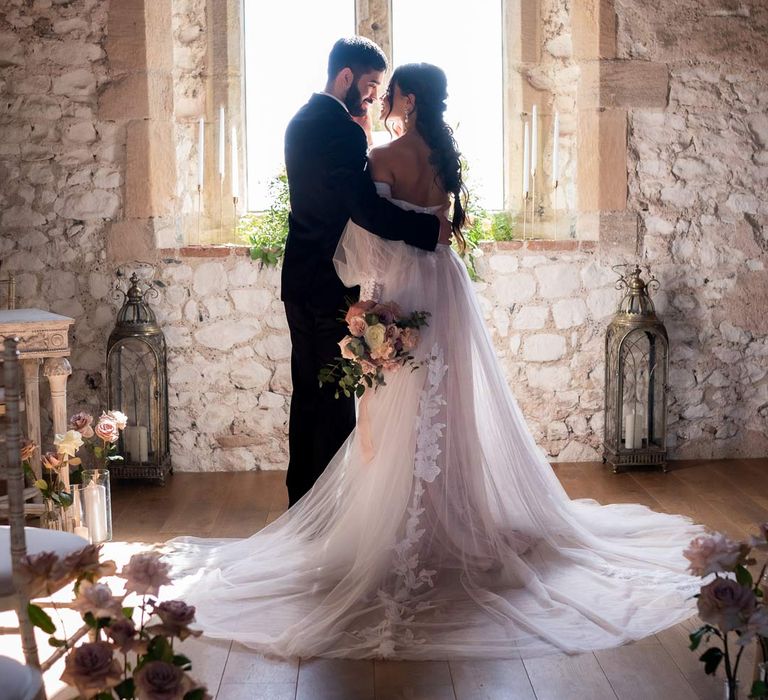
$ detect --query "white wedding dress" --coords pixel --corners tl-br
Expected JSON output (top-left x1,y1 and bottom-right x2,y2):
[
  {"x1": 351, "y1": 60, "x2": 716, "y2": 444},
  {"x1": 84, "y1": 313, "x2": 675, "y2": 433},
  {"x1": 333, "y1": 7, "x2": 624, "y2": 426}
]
[{"x1": 167, "y1": 183, "x2": 704, "y2": 660}]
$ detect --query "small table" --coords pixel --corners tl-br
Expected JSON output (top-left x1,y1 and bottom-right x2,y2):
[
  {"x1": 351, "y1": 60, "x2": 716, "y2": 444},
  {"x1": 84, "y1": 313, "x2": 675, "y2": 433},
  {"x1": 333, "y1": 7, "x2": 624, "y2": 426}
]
[{"x1": 0, "y1": 309, "x2": 74, "y2": 484}]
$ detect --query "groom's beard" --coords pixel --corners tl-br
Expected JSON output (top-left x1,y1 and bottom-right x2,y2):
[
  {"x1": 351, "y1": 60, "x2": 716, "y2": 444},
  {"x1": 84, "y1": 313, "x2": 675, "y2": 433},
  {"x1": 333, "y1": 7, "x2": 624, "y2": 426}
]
[{"x1": 344, "y1": 82, "x2": 368, "y2": 117}]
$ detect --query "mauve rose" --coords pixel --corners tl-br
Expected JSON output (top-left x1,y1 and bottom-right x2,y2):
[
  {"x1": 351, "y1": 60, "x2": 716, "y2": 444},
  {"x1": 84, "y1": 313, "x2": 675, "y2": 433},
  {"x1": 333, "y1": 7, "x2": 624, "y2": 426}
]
[
  {"x1": 59, "y1": 544, "x2": 117, "y2": 581},
  {"x1": 151, "y1": 600, "x2": 201, "y2": 640},
  {"x1": 683, "y1": 532, "x2": 746, "y2": 576},
  {"x1": 345, "y1": 300, "x2": 376, "y2": 324},
  {"x1": 95, "y1": 416, "x2": 120, "y2": 443},
  {"x1": 737, "y1": 607, "x2": 768, "y2": 646},
  {"x1": 119, "y1": 551, "x2": 172, "y2": 596},
  {"x1": 134, "y1": 661, "x2": 190, "y2": 700},
  {"x1": 348, "y1": 316, "x2": 367, "y2": 337},
  {"x1": 106, "y1": 617, "x2": 146, "y2": 654},
  {"x1": 42, "y1": 451, "x2": 62, "y2": 471},
  {"x1": 17, "y1": 551, "x2": 72, "y2": 598},
  {"x1": 70, "y1": 412, "x2": 95, "y2": 439},
  {"x1": 73, "y1": 581, "x2": 123, "y2": 619},
  {"x1": 697, "y1": 577, "x2": 756, "y2": 632},
  {"x1": 20, "y1": 439, "x2": 36, "y2": 462},
  {"x1": 60, "y1": 642, "x2": 122, "y2": 699}
]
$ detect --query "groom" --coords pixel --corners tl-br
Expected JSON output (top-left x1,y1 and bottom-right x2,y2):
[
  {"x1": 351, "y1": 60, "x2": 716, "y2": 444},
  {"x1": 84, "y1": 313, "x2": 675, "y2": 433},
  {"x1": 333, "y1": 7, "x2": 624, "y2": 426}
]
[{"x1": 281, "y1": 36, "x2": 449, "y2": 506}]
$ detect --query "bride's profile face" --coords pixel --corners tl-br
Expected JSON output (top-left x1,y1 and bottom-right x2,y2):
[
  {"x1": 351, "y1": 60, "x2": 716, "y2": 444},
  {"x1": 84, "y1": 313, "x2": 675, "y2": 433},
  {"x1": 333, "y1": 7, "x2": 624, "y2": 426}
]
[{"x1": 382, "y1": 83, "x2": 413, "y2": 131}]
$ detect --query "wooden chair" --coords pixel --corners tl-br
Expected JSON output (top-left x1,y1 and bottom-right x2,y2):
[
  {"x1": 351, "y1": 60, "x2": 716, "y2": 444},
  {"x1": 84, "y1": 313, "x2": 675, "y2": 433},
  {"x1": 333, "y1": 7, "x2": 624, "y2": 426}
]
[{"x1": 0, "y1": 337, "x2": 90, "y2": 699}]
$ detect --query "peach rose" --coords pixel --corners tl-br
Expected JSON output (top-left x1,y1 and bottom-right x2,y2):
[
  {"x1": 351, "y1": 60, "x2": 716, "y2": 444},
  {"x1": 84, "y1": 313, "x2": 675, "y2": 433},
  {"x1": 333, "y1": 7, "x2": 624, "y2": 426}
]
[
  {"x1": 20, "y1": 439, "x2": 36, "y2": 462},
  {"x1": 348, "y1": 316, "x2": 367, "y2": 337},
  {"x1": 95, "y1": 417, "x2": 120, "y2": 444},
  {"x1": 344, "y1": 300, "x2": 376, "y2": 324},
  {"x1": 42, "y1": 451, "x2": 63, "y2": 471},
  {"x1": 400, "y1": 327, "x2": 420, "y2": 352}
]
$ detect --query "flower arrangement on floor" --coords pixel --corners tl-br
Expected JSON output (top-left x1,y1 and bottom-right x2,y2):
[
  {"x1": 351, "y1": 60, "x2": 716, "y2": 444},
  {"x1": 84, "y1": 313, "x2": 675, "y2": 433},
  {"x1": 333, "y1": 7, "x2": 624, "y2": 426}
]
[
  {"x1": 318, "y1": 300, "x2": 430, "y2": 399},
  {"x1": 23, "y1": 410, "x2": 127, "y2": 530},
  {"x1": 684, "y1": 524, "x2": 768, "y2": 699},
  {"x1": 20, "y1": 545, "x2": 209, "y2": 700}
]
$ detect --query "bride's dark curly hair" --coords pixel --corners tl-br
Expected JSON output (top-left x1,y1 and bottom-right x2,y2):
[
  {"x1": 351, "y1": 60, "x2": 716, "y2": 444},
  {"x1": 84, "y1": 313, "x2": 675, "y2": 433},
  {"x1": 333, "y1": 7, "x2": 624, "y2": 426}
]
[{"x1": 384, "y1": 63, "x2": 468, "y2": 251}]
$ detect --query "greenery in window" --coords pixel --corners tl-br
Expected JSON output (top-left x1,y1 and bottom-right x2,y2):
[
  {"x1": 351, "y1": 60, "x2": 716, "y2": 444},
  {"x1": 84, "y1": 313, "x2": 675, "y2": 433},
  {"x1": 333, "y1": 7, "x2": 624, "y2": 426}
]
[{"x1": 239, "y1": 165, "x2": 516, "y2": 278}]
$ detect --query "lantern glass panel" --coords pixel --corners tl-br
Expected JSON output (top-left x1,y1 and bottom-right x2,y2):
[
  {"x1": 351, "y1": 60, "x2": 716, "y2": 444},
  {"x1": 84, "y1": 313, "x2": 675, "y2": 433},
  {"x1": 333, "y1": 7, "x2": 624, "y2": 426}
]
[
  {"x1": 108, "y1": 337, "x2": 160, "y2": 465},
  {"x1": 619, "y1": 329, "x2": 667, "y2": 450}
]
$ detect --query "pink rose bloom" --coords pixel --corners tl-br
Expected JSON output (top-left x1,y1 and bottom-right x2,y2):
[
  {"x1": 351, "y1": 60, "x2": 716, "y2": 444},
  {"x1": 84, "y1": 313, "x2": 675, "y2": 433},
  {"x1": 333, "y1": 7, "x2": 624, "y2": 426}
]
[
  {"x1": 348, "y1": 316, "x2": 367, "y2": 337},
  {"x1": 697, "y1": 577, "x2": 756, "y2": 632},
  {"x1": 119, "y1": 551, "x2": 172, "y2": 597},
  {"x1": 358, "y1": 359, "x2": 378, "y2": 376},
  {"x1": 683, "y1": 532, "x2": 746, "y2": 576},
  {"x1": 345, "y1": 300, "x2": 376, "y2": 324},
  {"x1": 95, "y1": 416, "x2": 120, "y2": 444},
  {"x1": 382, "y1": 359, "x2": 403, "y2": 373},
  {"x1": 400, "y1": 327, "x2": 420, "y2": 352},
  {"x1": 42, "y1": 451, "x2": 63, "y2": 471},
  {"x1": 339, "y1": 336, "x2": 356, "y2": 360},
  {"x1": 70, "y1": 412, "x2": 95, "y2": 439},
  {"x1": 370, "y1": 339, "x2": 396, "y2": 361}
]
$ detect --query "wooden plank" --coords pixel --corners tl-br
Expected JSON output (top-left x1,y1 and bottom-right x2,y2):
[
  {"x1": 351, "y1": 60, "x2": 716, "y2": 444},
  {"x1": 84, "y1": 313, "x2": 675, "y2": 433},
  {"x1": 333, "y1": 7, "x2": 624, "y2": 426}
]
[
  {"x1": 450, "y1": 659, "x2": 536, "y2": 700},
  {"x1": 296, "y1": 659, "x2": 374, "y2": 700},
  {"x1": 374, "y1": 661, "x2": 456, "y2": 700},
  {"x1": 523, "y1": 653, "x2": 617, "y2": 700},
  {"x1": 595, "y1": 637, "x2": 698, "y2": 700}
]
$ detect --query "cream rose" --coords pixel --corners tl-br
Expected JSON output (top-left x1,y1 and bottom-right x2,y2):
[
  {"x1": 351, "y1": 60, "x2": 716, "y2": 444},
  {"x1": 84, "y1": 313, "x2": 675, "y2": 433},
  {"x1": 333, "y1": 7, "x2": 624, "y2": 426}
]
[
  {"x1": 106, "y1": 410, "x2": 128, "y2": 431},
  {"x1": 54, "y1": 429, "x2": 84, "y2": 458},
  {"x1": 364, "y1": 323, "x2": 387, "y2": 352}
]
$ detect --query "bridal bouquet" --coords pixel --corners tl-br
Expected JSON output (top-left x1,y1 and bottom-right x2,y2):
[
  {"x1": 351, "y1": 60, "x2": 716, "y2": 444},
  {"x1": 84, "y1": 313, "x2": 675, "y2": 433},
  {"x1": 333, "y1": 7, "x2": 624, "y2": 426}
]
[
  {"x1": 684, "y1": 524, "x2": 768, "y2": 699},
  {"x1": 319, "y1": 299, "x2": 430, "y2": 398}
]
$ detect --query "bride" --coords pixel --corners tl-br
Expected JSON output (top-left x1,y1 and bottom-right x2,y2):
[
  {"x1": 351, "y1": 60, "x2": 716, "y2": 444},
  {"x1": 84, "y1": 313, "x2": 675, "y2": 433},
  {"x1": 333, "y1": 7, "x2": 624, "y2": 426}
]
[{"x1": 168, "y1": 63, "x2": 704, "y2": 660}]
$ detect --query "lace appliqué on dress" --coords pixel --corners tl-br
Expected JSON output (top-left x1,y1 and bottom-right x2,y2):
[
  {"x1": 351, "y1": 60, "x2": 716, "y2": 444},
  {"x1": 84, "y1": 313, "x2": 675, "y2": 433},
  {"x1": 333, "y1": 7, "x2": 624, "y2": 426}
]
[
  {"x1": 360, "y1": 278, "x2": 383, "y2": 302},
  {"x1": 352, "y1": 344, "x2": 448, "y2": 658}
]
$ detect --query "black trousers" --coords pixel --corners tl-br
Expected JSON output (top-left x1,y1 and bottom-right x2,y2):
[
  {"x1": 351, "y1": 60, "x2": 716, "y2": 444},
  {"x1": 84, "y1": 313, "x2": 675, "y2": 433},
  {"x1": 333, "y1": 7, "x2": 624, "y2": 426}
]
[{"x1": 284, "y1": 299, "x2": 356, "y2": 506}]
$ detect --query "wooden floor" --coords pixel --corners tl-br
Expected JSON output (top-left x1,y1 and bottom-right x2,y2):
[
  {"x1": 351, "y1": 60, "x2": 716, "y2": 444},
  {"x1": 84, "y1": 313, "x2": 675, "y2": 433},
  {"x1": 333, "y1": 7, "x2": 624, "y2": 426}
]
[{"x1": 80, "y1": 460, "x2": 768, "y2": 698}]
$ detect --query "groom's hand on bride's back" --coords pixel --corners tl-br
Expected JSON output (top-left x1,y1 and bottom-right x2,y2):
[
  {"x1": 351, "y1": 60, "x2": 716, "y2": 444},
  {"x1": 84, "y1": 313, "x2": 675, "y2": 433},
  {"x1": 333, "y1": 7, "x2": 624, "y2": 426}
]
[{"x1": 438, "y1": 216, "x2": 453, "y2": 246}]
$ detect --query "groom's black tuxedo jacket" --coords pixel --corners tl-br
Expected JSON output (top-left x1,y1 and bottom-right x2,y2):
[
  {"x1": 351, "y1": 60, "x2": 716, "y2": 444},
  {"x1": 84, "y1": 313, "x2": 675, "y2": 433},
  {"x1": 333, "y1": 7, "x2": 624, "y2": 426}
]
[{"x1": 281, "y1": 93, "x2": 440, "y2": 310}]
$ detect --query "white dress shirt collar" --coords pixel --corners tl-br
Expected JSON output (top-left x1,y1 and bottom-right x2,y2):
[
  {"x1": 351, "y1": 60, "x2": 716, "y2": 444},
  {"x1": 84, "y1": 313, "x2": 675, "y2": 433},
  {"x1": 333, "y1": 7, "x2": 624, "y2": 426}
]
[{"x1": 317, "y1": 91, "x2": 349, "y2": 113}]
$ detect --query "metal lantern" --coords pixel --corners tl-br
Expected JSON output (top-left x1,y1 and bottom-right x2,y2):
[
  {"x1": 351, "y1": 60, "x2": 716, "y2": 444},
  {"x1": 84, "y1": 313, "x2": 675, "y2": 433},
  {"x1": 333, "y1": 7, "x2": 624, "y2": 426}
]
[
  {"x1": 106, "y1": 273, "x2": 172, "y2": 484},
  {"x1": 603, "y1": 265, "x2": 669, "y2": 473}
]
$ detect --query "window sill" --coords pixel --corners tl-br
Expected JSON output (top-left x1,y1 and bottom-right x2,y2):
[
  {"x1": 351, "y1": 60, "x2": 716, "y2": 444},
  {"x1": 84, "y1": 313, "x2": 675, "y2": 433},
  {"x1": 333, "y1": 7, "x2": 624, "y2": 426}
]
[{"x1": 158, "y1": 245, "x2": 251, "y2": 259}]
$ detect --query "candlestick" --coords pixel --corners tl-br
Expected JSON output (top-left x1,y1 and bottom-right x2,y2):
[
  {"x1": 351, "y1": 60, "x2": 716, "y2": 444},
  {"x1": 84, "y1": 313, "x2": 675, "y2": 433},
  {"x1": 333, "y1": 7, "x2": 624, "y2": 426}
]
[
  {"x1": 231, "y1": 126, "x2": 239, "y2": 200},
  {"x1": 197, "y1": 117, "x2": 205, "y2": 189},
  {"x1": 551, "y1": 111, "x2": 560, "y2": 187},
  {"x1": 531, "y1": 105, "x2": 538, "y2": 176},
  {"x1": 218, "y1": 106, "x2": 225, "y2": 179}
]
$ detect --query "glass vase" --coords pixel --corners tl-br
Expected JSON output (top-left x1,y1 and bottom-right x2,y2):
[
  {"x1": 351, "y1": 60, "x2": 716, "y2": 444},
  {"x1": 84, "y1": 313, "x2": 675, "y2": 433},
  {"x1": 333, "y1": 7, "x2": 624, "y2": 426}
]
[
  {"x1": 41, "y1": 500, "x2": 74, "y2": 532},
  {"x1": 81, "y1": 469, "x2": 113, "y2": 543},
  {"x1": 724, "y1": 679, "x2": 739, "y2": 700}
]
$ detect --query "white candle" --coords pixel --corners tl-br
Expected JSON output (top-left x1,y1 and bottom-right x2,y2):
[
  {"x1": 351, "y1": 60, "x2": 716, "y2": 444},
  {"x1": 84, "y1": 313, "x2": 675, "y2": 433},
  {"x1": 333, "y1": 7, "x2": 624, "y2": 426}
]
[
  {"x1": 124, "y1": 425, "x2": 136, "y2": 461},
  {"x1": 231, "y1": 126, "x2": 239, "y2": 200},
  {"x1": 530, "y1": 105, "x2": 538, "y2": 176},
  {"x1": 218, "y1": 106, "x2": 225, "y2": 179},
  {"x1": 137, "y1": 425, "x2": 149, "y2": 463},
  {"x1": 84, "y1": 482, "x2": 108, "y2": 544},
  {"x1": 634, "y1": 407, "x2": 645, "y2": 449},
  {"x1": 551, "y1": 111, "x2": 560, "y2": 186},
  {"x1": 197, "y1": 117, "x2": 205, "y2": 189},
  {"x1": 74, "y1": 525, "x2": 90, "y2": 542},
  {"x1": 624, "y1": 409, "x2": 635, "y2": 450},
  {"x1": 522, "y1": 121, "x2": 530, "y2": 196}
]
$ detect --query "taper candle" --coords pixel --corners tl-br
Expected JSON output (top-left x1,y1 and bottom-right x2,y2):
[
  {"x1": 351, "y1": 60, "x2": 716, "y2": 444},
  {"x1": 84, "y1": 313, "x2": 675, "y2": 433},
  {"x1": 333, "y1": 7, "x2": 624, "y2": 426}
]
[
  {"x1": 218, "y1": 106, "x2": 225, "y2": 179},
  {"x1": 523, "y1": 121, "x2": 530, "y2": 196},
  {"x1": 197, "y1": 117, "x2": 204, "y2": 189},
  {"x1": 530, "y1": 105, "x2": 538, "y2": 176},
  {"x1": 551, "y1": 111, "x2": 560, "y2": 186},
  {"x1": 231, "y1": 126, "x2": 239, "y2": 200}
]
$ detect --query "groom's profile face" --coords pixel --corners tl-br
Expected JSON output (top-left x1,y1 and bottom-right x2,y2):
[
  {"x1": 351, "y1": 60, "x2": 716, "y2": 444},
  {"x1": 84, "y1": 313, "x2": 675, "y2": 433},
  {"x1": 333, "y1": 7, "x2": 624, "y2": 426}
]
[{"x1": 344, "y1": 69, "x2": 383, "y2": 117}]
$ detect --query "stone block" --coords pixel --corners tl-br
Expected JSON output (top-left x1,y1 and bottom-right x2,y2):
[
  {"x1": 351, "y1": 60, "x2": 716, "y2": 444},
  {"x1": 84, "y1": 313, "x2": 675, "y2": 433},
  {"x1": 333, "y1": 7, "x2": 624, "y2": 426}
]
[
  {"x1": 53, "y1": 69, "x2": 96, "y2": 97},
  {"x1": 99, "y1": 72, "x2": 173, "y2": 121},
  {"x1": 523, "y1": 334, "x2": 567, "y2": 362},
  {"x1": 230, "y1": 288, "x2": 272, "y2": 314},
  {"x1": 193, "y1": 262, "x2": 226, "y2": 296},
  {"x1": 125, "y1": 119, "x2": 176, "y2": 218},
  {"x1": 512, "y1": 305, "x2": 549, "y2": 330},
  {"x1": 230, "y1": 359, "x2": 272, "y2": 391},
  {"x1": 577, "y1": 109, "x2": 627, "y2": 212},
  {"x1": 535, "y1": 264, "x2": 581, "y2": 298},
  {"x1": 572, "y1": 0, "x2": 617, "y2": 60},
  {"x1": 105, "y1": 218, "x2": 158, "y2": 264},
  {"x1": 194, "y1": 321, "x2": 260, "y2": 351},
  {"x1": 492, "y1": 272, "x2": 537, "y2": 304},
  {"x1": 599, "y1": 211, "x2": 639, "y2": 258},
  {"x1": 553, "y1": 299, "x2": 588, "y2": 329},
  {"x1": 586, "y1": 287, "x2": 619, "y2": 320},
  {"x1": 579, "y1": 61, "x2": 669, "y2": 110}
]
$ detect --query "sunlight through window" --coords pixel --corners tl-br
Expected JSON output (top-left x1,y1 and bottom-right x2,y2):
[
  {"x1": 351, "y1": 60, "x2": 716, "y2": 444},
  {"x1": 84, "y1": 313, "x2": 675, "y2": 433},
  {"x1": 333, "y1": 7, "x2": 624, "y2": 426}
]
[
  {"x1": 243, "y1": 1, "x2": 355, "y2": 211},
  {"x1": 392, "y1": 0, "x2": 504, "y2": 210}
]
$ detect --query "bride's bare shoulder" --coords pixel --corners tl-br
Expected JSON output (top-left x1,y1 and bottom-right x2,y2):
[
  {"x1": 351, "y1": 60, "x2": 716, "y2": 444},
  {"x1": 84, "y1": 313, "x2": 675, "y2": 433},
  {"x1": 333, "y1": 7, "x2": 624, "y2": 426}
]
[{"x1": 368, "y1": 143, "x2": 397, "y2": 184}]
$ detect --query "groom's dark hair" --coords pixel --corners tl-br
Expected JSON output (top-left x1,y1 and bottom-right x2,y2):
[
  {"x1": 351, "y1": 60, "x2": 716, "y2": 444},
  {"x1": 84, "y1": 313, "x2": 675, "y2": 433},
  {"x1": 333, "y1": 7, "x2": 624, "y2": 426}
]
[{"x1": 327, "y1": 37, "x2": 387, "y2": 81}]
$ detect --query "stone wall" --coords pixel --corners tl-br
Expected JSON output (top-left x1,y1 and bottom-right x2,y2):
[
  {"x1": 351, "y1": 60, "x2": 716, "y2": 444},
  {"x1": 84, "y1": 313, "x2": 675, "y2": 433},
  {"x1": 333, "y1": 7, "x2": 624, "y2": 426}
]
[{"x1": 1, "y1": 0, "x2": 766, "y2": 472}]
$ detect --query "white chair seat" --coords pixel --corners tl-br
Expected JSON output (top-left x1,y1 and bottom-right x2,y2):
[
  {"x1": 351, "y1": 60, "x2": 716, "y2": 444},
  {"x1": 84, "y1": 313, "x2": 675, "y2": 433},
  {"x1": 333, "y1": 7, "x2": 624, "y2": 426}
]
[
  {"x1": 0, "y1": 655, "x2": 43, "y2": 700},
  {"x1": 0, "y1": 526, "x2": 88, "y2": 598}
]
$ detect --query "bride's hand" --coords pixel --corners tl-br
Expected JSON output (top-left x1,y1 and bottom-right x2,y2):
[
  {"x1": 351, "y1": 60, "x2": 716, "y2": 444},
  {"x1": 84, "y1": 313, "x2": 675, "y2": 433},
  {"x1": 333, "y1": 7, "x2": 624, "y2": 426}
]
[
  {"x1": 438, "y1": 217, "x2": 453, "y2": 246},
  {"x1": 352, "y1": 112, "x2": 374, "y2": 147}
]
